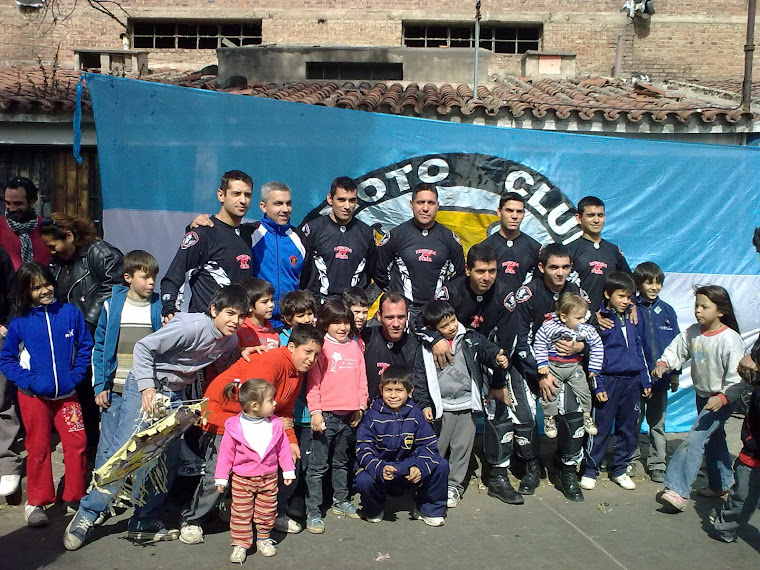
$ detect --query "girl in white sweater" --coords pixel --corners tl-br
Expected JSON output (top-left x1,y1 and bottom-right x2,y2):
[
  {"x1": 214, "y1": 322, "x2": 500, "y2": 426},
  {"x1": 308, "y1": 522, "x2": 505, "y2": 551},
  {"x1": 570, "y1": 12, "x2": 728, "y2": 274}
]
[{"x1": 654, "y1": 285, "x2": 744, "y2": 512}]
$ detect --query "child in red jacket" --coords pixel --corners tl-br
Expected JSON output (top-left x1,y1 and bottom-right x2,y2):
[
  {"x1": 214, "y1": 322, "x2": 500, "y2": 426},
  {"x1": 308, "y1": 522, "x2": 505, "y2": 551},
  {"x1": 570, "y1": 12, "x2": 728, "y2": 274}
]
[{"x1": 215, "y1": 379, "x2": 295, "y2": 564}]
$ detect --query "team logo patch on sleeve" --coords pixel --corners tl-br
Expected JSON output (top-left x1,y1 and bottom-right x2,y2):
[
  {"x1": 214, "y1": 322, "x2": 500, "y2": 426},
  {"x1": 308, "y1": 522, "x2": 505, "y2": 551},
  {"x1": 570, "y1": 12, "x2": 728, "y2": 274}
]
[
  {"x1": 436, "y1": 286, "x2": 450, "y2": 300},
  {"x1": 515, "y1": 286, "x2": 532, "y2": 303},
  {"x1": 580, "y1": 289, "x2": 591, "y2": 305},
  {"x1": 289, "y1": 255, "x2": 298, "y2": 267},
  {"x1": 504, "y1": 292, "x2": 517, "y2": 312},
  {"x1": 377, "y1": 231, "x2": 391, "y2": 247},
  {"x1": 302, "y1": 223, "x2": 311, "y2": 236},
  {"x1": 452, "y1": 231, "x2": 461, "y2": 244},
  {"x1": 180, "y1": 231, "x2": 199, "y2": 249}
]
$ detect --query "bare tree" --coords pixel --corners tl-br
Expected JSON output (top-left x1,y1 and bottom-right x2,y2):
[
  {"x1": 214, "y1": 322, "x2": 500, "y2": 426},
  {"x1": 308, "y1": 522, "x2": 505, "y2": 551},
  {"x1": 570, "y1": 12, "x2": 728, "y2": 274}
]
[{"x1": 20, "y1": 0, "x2": 130, "y2": 34}]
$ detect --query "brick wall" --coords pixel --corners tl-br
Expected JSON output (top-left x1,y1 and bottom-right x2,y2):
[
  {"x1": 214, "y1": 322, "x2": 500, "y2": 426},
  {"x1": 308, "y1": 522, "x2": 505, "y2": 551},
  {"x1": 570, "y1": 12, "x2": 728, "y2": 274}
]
[{"x1": 0, "y1": 1, "x2": 757, "y2": 81}]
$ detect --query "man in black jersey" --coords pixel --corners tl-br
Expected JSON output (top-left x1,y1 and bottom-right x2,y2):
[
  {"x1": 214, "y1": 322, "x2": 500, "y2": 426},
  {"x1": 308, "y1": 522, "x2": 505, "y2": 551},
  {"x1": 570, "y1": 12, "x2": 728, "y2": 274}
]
[
  {"x1": 161, "y1": 170, "x2": 254, "y2": 320},
  {"x1": 361, "y1": 292, "x2": 419, "y2": 401},
  {"x1": 480, "y1": 192, "x2": 541, "y2": 292},
  {"x1": 375, "y1": 183, "x2": 464, "y2": 319},
  {"x1": 567, "y1": 196, "x2": 631, "y2": 317},
  {"x1": 512, "y1": 243, "x2": 590, "y2": 501},
  {"x1": 300, "y1": 177, "x2": 376, "y2": 304}
]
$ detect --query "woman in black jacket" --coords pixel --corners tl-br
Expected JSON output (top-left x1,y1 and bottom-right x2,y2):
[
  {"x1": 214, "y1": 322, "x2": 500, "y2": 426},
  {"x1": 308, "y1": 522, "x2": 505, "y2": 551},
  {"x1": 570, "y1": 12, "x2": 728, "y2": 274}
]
[{"x1": 40, "y1": 213, "x2": 124, "y2": 447}]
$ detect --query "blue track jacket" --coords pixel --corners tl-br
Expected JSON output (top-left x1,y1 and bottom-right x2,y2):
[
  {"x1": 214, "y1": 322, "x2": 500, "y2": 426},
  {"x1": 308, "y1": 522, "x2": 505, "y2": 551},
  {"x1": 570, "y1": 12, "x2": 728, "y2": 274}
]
[
  {"x1": 596, "y1": 305, "x2": 651, "y2": 395},
  {"x1": 0, "y1": 301, "x2": 93, "y2": 399},
  {"x1": 635, "y1": 295, "x2": 680, "y2": 389}
]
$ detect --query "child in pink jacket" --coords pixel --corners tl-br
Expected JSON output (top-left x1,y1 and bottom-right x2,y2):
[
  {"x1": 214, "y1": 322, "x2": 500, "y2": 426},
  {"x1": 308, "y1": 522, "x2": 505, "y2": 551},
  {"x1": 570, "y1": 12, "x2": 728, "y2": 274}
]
[{"x1": 215, "y1": 379, "x2": 295, "y2": 564}]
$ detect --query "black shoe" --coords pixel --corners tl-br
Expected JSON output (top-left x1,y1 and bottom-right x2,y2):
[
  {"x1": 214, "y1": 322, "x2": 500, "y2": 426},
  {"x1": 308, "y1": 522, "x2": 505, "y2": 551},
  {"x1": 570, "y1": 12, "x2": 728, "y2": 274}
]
[
  {"x1": 487, "y1": 475, "x2": 524, "y2": 505},
  {"x1": 518, "y1": 459, "x2": 540, "y2": 495},
  {"x1": 557, "y1": 470, "x2": 584, "y2": 502}
]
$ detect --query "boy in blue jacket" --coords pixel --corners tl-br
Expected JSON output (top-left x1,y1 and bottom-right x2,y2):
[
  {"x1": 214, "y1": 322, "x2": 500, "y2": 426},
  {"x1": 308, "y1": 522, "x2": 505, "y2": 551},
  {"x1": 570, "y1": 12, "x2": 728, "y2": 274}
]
[
  {"x1": 631, "y1": 262, "x2": 680, "y2": 483},
  {"x1": 92, "y1": 250, "x2": 163, "y2": 469},
  {"x1": 354, "y1": 365, "x2": 449, "y2": 527},
  {"x1": 581, "y1": 272, "x2": 651, "y2": 492}
]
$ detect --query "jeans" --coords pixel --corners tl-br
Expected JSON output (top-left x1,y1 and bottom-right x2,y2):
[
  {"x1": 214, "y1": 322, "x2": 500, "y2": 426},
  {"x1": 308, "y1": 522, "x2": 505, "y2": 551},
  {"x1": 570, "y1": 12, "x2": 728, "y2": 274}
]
[
  {"x1": 95, "y1": 391, "x2": 124, "y2": 470},
  {"x1": 80, "y1": 374, "x2": 184, "y2": 530},
  {"x1": 305, "y1": 412, "x2": 352, "y2": 515},
  {"x1": 713, "y1": 459, "x2": 760, "y2": 542},
  {"x1": 663, "y1": 395, "x2": 735, "y2": 498}
]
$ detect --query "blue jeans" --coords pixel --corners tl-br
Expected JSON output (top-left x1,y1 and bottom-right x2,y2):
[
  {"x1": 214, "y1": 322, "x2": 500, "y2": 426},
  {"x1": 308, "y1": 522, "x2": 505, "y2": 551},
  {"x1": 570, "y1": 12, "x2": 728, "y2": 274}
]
[
  {"x1": 713, "y1": 459, "x2": 760, "y2": 541},
  {"x1": 80, "y1": 375, "x2": 184, "y2": 530},
  {"x1": 95, "y1": 391, "x2": 124, "y2": 470},
  {"x1": 663, "y1": 395, "x2": 735, "y2": 498},
  {"x1": 305, "y1": 412, "x2": 352, "y2": 515}
]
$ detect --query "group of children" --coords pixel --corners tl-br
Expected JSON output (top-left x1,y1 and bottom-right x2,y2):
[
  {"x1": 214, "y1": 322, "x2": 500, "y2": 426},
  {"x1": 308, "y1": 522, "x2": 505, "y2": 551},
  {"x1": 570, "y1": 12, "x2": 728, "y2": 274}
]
[{"x1": 0, "y1": 245, "x2": 758, "y2": 564}]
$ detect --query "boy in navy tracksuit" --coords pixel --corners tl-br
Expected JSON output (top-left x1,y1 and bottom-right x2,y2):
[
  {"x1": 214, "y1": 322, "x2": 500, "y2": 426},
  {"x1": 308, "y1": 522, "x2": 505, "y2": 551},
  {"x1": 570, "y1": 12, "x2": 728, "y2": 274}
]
[
  {"x1": 581, "y1": 272, "x2": 651, "y2": 491},
  {"x1": 630, "y1": 262, "x2": 680, "y2": 483},
  {"x1": 354, "y1": 365, "x2": 449, "y2": 527}
]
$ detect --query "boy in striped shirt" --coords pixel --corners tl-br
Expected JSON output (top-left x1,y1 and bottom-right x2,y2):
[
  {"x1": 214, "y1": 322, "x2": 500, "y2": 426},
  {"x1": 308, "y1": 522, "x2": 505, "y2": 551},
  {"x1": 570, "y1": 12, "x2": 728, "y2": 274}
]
[{"x1": 533, "y1": 293, "x2": 603, "y2": 439}]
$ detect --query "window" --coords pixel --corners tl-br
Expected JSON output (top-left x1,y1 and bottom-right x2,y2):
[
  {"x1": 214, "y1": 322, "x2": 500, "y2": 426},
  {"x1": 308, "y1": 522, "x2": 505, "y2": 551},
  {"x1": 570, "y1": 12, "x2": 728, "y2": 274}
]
[
  {"x1": 131, "y1": 21, "x2": 262, "y2": 50},
  {"x1": 306, "y1": 62, "x2": 403, "y2": 81},
  {"x1": 403, "y1": 23, "x2": 541, "y2": 54}
]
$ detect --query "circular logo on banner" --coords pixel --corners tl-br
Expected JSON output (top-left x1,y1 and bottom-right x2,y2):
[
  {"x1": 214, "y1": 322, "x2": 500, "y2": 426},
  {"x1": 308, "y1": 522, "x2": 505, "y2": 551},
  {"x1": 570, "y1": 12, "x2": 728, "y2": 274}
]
[{"x1": 303, "y1": 153, "x2": 582, "y2": 252}]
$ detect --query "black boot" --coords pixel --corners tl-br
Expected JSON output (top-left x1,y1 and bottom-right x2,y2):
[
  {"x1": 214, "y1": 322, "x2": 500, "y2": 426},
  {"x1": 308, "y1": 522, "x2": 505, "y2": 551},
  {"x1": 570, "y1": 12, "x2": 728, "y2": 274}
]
[
  {"x1": 557, "y1": 469, "x2": 584, "y2": 502},
  {"x1": 487, "y1": 469, "x2": 524, "y2": 505},
  {"x1": 518, "y1": 459, "x2": 540, "y2": 495}
]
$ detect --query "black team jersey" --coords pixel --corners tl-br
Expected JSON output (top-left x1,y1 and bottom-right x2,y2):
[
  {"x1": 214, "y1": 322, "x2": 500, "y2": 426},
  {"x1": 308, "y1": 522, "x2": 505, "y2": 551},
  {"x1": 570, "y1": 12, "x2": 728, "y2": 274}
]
[
  {"x1": 510, "y1": 277, "x2": 590, "y2": 386},
  {"x1": 436, "y1": 275, "x2": 513, "y2": 341},
  {"x1": 361, "y1": 325, "x2": 419, "y2": 401},
  {"x1": 375, "y1": 219, "x2": 465, "y2": 307},
  {"x1": 567, "y1": 236, "x2": 631, "y2": 313},
  {"x1": 160, "y1": 216, "x2": 253, "y2": 317},
  {"x1": 300, "y1": 215, "x2": 376, "y2": 300},
  {"x1": 480, "y1": 231, "x2": 541, "y2": 292}
]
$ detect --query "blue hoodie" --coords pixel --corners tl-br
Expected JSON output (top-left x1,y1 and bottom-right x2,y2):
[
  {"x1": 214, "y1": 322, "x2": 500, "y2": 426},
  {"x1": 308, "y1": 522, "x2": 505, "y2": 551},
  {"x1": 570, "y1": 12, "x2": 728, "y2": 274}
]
[
  {"x1": 92, "y1": 285, "x2": 163, "y2": 396},
  {"x1": 355, "y1": 397, "x2": 444, "y2": 479},
  {"x1": 250, "y1": 216, "x2": 307, "y2": 326},
  {"x1": 636, "y1": 295, "x2": 680, "y2": 389},
  {"x1": 596, "y1": 304, "x2": 651, "y2": 394},
  {"x1": 0, "y1": 301, "x2": 93, "y2": 399}
]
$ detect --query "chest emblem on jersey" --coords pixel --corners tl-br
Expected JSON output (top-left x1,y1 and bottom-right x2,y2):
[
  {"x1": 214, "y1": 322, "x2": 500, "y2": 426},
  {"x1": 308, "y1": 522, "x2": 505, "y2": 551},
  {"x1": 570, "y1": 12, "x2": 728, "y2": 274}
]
[
  {"x1": 416, "y1": 248, "x2": 436, "y2": 262},
  {"x1": 289, "y1": 255, "x2": 298, "y2": 266},
  {"x1": 502, "y1": 260, "x2": 520, "y2": 274},
  {"x1": 504, "y1": 292, "x2": 516, "y2": 312},
  {"x1": 470, "y1": 314, "x2": 484, "y2": 328},
  {"x1": 377, "y1": 232, "x2": 391, "y2": 247},
  {"x1": 402, "y1": 433, "x2": 414, "y2": 449},
  {"x1": 180, "y1": 231, "x2": 199, "y2": 249},
  {"x1": 377, "y1": 362, "x2": 391, "y2": 375},
  {"x1": 334, "y1": 246, "x2": 352, "y2": 260},
  {"x1": 516, "y1": 286, "x2": 532, "y2": 303},
  {"x1": 589, "y1": 261, "x2": 608, "y2": 275},
  {"x1": 236, "y1": 254, "x2": 251, "y2": 270}
]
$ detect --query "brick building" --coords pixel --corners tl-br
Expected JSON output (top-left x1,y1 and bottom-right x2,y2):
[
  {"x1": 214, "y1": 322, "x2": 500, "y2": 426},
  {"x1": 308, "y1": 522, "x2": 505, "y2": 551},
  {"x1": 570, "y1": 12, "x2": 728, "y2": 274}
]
[{"x1": 1, "y1": 1, "x2": 757, "y2": 81}]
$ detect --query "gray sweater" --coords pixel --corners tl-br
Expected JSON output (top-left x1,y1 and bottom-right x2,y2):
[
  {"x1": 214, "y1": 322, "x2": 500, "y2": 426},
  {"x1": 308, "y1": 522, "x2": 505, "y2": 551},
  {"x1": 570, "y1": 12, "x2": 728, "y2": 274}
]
[{"x1": 132, "y1": 312, "x2": 239, "y2": 392}]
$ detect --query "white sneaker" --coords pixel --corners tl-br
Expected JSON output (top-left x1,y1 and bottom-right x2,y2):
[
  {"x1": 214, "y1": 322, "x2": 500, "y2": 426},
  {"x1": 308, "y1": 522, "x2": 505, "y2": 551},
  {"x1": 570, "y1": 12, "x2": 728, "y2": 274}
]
[
  {"x1": 0, "y1": 474, "x2": 20, "y2": 497},
  {"x1": 544, "y1": 416, "x2": 558, "y2": 439},
  {"x1": 256, "y1": 538, "x2": 277, "y2": 557},
  {"x1": 24, "y1": 503, "x2": 48, "y2": 527},
  {"x1": 611, "y1": 473, "x2": 636, "y2": 490},
  {"x1": 446, "y1": 485, "x2": 461, "y2": 508},
  {"x1": 412, "y1": 509, "x2": 444, "y2": 527},
  {"x1": 230, "y1": 545, "x2": 247, "y2": 564},
  {"x1": 583, "y1": 413, "x2": 598, "y2": 436},
  {"x1": 579, "y1": 476, "x2": 596, "y2": 490},
  {"x1": 274, "y1": 515, "x2": 302, "y2": 534},
  {"x1": 364, "y1": 510, "x2": 383, "y2": 523},
  {"x1": 179, "y1": 523, "x2": 204, "y2": 544}
]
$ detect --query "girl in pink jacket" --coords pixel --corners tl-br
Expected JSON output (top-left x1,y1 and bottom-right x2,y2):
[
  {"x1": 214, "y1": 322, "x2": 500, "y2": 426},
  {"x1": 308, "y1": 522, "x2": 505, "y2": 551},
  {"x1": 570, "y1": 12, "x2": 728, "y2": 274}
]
[{"x1": 215, "y1": 379, "x2": 295, "y2": 564}]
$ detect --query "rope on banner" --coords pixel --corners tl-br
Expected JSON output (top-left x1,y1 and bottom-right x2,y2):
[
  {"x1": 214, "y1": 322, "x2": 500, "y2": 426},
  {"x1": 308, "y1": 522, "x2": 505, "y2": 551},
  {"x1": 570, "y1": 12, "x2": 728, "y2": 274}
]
[{"x1": 73, "y1": 73, "x2": 85, "y2": 165}]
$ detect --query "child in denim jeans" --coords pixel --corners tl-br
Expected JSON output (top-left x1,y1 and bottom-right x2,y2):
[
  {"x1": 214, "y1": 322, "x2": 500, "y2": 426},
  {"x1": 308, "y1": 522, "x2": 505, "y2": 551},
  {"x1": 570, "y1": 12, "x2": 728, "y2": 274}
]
[{"x1": 305, "y1": 300, "x2": 368, "y2": 533}]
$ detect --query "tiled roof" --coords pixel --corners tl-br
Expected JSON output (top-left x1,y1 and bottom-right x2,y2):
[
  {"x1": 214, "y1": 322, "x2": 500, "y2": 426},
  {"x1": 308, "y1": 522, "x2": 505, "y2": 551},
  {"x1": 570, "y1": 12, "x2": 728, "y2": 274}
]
[{"x1": 0, "y1": 66, "x2": 754, "y2": 125}]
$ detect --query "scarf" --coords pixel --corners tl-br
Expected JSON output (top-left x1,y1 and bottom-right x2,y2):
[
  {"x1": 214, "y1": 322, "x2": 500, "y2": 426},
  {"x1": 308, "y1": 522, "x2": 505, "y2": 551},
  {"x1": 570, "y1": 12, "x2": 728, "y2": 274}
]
[{"x1": 5, "y1": 212, "x2": 38, "y2": 264}]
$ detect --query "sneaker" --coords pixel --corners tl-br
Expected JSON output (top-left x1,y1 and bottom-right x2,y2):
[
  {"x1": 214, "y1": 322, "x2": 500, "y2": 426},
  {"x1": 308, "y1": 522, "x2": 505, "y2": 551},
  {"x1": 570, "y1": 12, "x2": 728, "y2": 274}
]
[
  {"x1": 63, "y1": 509, "x2": 95, "y2": 550},
  {"x1": 24, "y1": 503, "x2": 48, "y2": 528},
  {"x1": 331, "y1": 500, "x2": 361, "y2": 519},
  {"x1": 179, "y1": 522, "x2": 204, "y2": 544},
  {"x1": 93, "y1": 512, "x2": 110, "y2": 527},
  {"x1": 127, "y1": 521, "x2": 180, "y2": 542},
  {"x1": 611, "y1": 473, "x2": 636, "y2": 490},
  {"x1": 697, "y1": 486, "x2": 729, "y2": 498},
  {"x1": 363, "y1": 510, "x2": 383, "y2": 523},
  {"x1": 0, "y1": 474, "x2": 21, "y2": 497},
  {"x1": 256, "y1": 538, "x2": 277, "y2": 557},
  {"x1": 650, "y1": 469, "x2": 665, "y2": 484},
  {"x1": 626, "y1": 463, "x2": 637, "y2": 477},
  {"x1": 446, "y1": 486, "x2": 461, "y2": 508},
  {"x1": 579, "y1": 476, "x2": 597, "y2": 490},
  {"x1": 544, "y1": 416, "x2": 558, "y2": 439},
  {"x1": 659, "y1": 489, "x2": 688, "y2": 512},
  {"x1": 412, "y1": 508, "x2": 444, "y2": 527},
  {"x1": 274, "y1": 515, "x2": 302, "y2": 533},
  {"x1": 583, "y1": 413, "x2": 598, "y2": 436},
  {"x1": 230, "y1": 545, "x2": 247, "y2": 564},
  {"x1": 306, "y1": 514, "x2": 324, "y2": 534}
]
